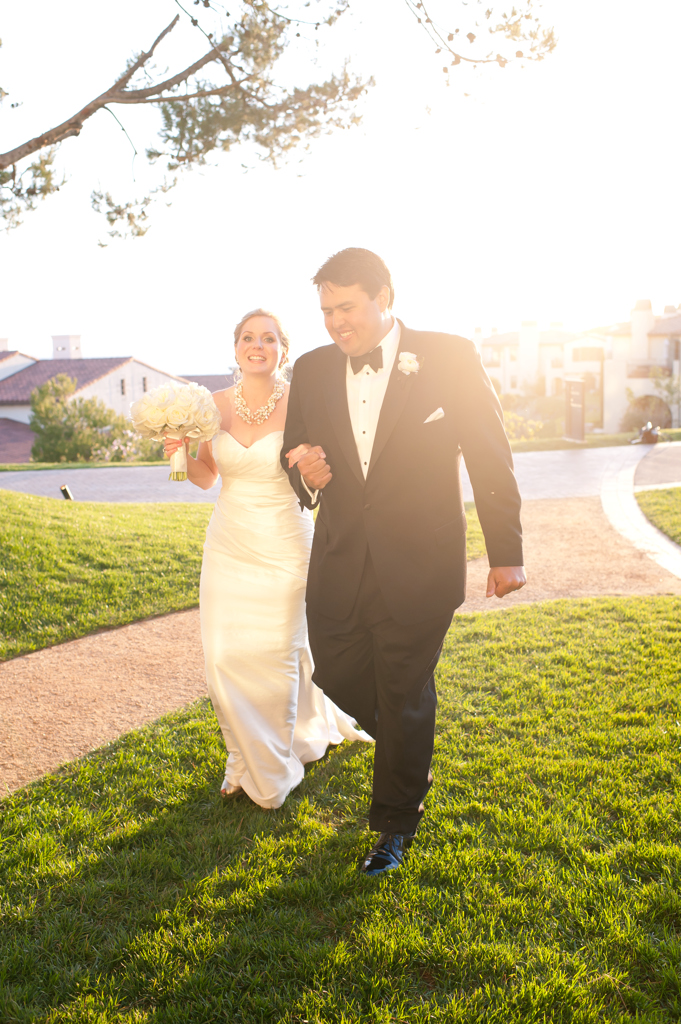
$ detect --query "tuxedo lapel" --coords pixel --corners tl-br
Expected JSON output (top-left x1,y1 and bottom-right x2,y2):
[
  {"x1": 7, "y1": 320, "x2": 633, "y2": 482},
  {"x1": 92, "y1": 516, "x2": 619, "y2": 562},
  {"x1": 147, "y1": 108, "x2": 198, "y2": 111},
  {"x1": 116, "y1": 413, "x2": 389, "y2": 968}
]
[
  {"x1": 367, "y1": 324, "x2": 417, "y2": 478},
  {"x1": 322, "y1": 346, "x2": 365, "y2": 486}
]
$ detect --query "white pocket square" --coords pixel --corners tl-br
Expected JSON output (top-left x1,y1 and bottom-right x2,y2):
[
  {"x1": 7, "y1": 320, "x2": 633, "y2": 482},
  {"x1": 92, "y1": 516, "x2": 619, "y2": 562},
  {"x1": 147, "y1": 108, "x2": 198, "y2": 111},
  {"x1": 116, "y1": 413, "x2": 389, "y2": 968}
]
[{"x1": 424, "y1": 407, "x2": 445, "y2": 423}]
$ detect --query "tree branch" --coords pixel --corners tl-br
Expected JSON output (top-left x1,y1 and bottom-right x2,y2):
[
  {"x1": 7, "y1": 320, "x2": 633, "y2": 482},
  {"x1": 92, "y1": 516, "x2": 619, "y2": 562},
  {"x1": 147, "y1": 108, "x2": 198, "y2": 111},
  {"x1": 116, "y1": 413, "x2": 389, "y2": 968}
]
[
  {"x1": 0, "y1": 16, "x2": 199, "y2": 169},
  {"x1": 108, "y1": 15, "x2": 180, "y2": 92},
  {"x1": 117, "y1": 85, "x2": 236, "y2": 104},
  {"x1": 115, "y1": 45, "x2": 231, "y2": 101}
]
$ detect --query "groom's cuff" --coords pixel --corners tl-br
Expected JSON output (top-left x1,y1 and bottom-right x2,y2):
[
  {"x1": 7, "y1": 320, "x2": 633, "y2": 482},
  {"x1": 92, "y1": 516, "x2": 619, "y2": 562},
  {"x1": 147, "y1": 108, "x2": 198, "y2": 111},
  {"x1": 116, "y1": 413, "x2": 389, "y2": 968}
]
[{"x1": 301, "y1": 477, "x2": 320, "y2": 505}]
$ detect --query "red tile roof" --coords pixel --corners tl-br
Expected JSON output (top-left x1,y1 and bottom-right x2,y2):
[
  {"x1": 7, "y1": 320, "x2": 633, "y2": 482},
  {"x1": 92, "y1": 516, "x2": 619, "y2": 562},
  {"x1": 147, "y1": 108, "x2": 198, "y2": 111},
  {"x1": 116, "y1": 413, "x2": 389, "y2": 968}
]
[
  {"x1": 178, "y1": 373, "x2": 235, "y2": 392},
  {"x1": 649, "y1": 313, "x2": 681, "y2": 336},
  {"x1": 481, "y1": 330, "x2": 578, "y2": 347},
  {"x1": 0, "y1": 349, "x2": 38, "y2": 362},
  {"x1": 0, "y1": 357, "x2": 133, "y2": 405}
]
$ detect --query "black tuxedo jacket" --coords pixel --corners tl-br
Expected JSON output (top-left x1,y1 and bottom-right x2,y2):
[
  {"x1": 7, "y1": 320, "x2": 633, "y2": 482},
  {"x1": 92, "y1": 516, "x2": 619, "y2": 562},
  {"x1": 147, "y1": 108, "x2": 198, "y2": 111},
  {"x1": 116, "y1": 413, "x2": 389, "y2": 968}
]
[{"x1": 281, "y1": 322, "x2": 523, "y2": 625}]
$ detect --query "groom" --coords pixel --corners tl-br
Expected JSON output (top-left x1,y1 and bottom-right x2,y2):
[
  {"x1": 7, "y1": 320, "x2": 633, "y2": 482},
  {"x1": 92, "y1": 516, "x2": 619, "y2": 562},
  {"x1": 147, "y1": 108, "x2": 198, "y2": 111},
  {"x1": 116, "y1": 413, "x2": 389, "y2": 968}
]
[{"x1": 282, "y1": 248, "x2": 525, "y2": 876}]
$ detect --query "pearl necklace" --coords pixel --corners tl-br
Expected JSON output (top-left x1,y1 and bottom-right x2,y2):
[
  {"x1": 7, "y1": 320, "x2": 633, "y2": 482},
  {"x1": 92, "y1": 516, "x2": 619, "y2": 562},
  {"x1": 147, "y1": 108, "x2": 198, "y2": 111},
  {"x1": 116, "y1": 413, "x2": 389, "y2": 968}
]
[{"x1": 234, "y1": 376, "x2": 285, "y2": 425}]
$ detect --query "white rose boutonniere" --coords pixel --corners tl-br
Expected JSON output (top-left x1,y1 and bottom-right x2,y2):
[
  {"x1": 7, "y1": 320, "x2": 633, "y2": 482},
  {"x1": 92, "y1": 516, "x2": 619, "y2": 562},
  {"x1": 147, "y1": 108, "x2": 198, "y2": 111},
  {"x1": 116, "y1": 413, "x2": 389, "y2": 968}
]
[{"x1": 398, "y1": 351, "x2": 421, "y2": 376}]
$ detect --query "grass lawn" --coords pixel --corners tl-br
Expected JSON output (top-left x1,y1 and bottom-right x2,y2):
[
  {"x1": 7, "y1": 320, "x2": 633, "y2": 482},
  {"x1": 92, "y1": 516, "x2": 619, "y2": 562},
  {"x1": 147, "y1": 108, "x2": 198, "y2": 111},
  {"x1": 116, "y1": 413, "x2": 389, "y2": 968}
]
[
  {"x1": 0, "y1": 461, "x2": 165, "y2": 472},
  {"x1": 0, "y1": 490, "x2": 213, "y2": 661},
  {"x1": 510, "y1": 428, "x2": 681, "y2": 453},
  {"x1": 1, "y1": 489, "x2": 483, "y2": 663},
  {"x1": 0, "y1": 489, "x2": 486, "y2": 661},
  {"x1": 637, "y1": 488, "x2": 681, "y2": 546},
  {"x1": 1, "y1": 596, "x2": 680, "y2": 1022}
]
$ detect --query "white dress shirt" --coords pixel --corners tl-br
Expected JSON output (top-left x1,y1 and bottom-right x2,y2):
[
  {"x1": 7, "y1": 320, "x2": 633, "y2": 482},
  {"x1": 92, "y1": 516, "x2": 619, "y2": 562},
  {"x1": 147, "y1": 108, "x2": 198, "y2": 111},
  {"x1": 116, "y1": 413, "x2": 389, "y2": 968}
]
[
  {"x1": 346, "y1": 317, "x2": 401, "y2": 477},
  {"x1": 301, "y1": 317, "x2": 401, "y2": 500}
]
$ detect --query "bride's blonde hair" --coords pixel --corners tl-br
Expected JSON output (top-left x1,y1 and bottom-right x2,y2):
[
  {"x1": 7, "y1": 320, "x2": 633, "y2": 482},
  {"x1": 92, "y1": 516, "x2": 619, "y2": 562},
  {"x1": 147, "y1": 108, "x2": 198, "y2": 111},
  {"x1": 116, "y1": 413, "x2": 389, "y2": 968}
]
[{"x1": 233, "y1": 308, "x2": 291, "y2": 369}]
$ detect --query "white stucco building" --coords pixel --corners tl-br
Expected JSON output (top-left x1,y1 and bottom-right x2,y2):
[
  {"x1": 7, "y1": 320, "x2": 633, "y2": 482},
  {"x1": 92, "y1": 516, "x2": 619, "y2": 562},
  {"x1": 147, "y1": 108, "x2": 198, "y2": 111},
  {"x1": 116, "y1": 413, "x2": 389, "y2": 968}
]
[
  {"x1": 0, "y1": 336, "x2": 189, "y2": 426},
  {"x1": 478, "y1": 301, "x2": 681, "y2": 431}
]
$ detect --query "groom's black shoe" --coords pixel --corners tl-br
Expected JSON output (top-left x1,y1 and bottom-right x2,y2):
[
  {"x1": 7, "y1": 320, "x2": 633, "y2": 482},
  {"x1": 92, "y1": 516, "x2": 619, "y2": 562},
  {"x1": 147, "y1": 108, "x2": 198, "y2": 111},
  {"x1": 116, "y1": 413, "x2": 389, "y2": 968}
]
[{"x1": 360, "y1": 831, "x2": 416, "y2": 876}]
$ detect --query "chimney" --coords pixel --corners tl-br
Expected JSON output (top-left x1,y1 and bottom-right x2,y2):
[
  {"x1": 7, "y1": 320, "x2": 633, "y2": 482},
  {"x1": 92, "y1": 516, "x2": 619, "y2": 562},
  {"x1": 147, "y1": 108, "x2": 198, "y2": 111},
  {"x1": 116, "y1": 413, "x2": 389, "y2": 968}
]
[
  {"x1": 0, "y1": 339, "x2": 8, "y2": 352},
  {"x1": 52, "y1": 335, "x2": 82, "y2": 359},
  {"x1": 630, "y1": 300, "x2": 654, "y2": 360},
  {"x1": 518, "y1": 320, "x2": 540, "y2": 389}
]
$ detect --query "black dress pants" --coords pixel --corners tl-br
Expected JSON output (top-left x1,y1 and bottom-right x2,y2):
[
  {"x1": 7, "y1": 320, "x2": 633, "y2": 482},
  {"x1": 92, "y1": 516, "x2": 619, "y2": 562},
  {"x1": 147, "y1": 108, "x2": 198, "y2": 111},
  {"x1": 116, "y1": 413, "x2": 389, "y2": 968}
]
[{"x1": 306, "y1": 554, "x2": 454, "y2": 834}]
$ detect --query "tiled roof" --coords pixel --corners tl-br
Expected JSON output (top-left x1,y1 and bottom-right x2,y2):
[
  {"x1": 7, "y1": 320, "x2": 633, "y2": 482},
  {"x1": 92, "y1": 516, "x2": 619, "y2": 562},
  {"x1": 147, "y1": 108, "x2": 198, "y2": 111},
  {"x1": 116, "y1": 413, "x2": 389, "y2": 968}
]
[
  {"x1": 539, "y1": 329, "x2": 579, "y2": 345},
  {"x1": 481, "y1": 330, "x2": 578, "y2": 347},
  {"x1": 649, "y1": 313, "x2": 681, "y2": 336},
  {"x1": 179, "y1": 373, "x2": 235, "y2": 392},
  {"x1": 597, "y1": 323, "x2": 631, "y2": 336},
  {"x1": 0, "y1": 418, "x2": 34, "y2": 463},
  {"x1": 0, "y1": 349, "x2": 38, "y2": 364},
  {"x1": 0, "y1": 357, "x2": 132, "y2": 405},
  {"x1": 481, "y1": 332, "x2": 518, "y2": 346}
]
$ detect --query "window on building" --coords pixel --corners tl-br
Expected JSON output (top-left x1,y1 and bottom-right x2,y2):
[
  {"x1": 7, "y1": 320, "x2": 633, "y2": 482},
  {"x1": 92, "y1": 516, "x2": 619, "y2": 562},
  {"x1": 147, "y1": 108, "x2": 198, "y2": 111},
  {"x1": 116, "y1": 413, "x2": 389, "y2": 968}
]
[
  {"x1": 510, "y1": 376, "x2": 518, "y2": 389},
  {"x1": 142, "y1": 377, "x2": 147, "y2": 392},
  {"x1": 120, "y1": 379, "x2": 126, "y2": 396}
]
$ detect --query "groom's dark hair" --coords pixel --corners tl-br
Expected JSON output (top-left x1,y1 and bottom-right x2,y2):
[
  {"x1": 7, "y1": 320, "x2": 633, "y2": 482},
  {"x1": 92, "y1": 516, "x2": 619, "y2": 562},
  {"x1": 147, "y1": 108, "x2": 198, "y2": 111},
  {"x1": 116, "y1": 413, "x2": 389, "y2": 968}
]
[{"x1": 313, "y1": 248, "x2": 394, "y2": 308}]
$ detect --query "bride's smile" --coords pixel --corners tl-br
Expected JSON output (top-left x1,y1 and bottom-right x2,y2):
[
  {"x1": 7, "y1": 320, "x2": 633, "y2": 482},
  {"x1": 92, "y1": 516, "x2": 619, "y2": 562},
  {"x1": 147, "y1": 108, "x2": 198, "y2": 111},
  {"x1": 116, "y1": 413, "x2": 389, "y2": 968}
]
[{"x1": 236, "y1": 316, "x2": 284, "y2": 379}]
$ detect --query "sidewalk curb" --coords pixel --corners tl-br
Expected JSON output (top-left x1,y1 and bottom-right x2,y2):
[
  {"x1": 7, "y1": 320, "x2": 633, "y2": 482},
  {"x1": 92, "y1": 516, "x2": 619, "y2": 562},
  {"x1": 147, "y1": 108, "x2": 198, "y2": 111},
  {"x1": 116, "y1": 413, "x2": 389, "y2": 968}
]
[{"x1": 601, "y1": 444, "x2": 681, "y2": 580}]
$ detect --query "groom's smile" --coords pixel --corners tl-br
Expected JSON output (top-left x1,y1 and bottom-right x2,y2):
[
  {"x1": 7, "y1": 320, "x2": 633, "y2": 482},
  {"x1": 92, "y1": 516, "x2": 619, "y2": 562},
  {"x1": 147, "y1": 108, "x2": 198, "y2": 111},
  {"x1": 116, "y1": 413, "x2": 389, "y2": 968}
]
[{"x1": 319, "y1": 281, "x2": 393, "y2": 357}]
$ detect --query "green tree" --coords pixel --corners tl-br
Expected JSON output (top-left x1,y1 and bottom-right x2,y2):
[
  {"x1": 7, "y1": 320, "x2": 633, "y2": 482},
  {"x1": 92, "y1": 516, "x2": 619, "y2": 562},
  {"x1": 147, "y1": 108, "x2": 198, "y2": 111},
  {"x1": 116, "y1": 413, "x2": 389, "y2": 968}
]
[
  {"x1": 1, "y1": 2, "x2": 557, "y2": 236},
  {"x1": 0, "y1": 3, "x2": 367, "y2": 235},
  {"x1": 620, "y1": 386, "x2": 673, "y2": 433},
  {"x1": 651, "y1": 365, "x2": 681, "y2": 426},
  {"x1": 29, "y1": 374, "x2": 161, "y2": 463}
]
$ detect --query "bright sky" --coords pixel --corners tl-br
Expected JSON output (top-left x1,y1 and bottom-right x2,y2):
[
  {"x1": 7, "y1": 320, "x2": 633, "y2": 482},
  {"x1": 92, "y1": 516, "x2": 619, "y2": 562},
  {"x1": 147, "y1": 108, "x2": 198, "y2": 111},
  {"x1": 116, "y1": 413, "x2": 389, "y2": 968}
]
[{"x1": 1, "y1": 0, "x2": 679, "y2": 372}]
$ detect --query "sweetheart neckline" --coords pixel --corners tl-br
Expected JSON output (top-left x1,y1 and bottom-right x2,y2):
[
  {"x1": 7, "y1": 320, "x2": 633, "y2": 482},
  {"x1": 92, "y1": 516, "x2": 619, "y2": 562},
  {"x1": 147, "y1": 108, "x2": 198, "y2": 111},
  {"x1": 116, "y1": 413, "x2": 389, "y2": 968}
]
[{"x1": 217, "y1": 429, "x2": 284, "y2": 451}]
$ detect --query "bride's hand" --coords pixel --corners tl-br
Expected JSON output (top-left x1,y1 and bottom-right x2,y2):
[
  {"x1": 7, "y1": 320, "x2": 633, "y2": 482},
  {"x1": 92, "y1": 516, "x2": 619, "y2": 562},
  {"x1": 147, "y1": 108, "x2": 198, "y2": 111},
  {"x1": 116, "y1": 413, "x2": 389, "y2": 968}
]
[
  {"x1": 286, "y1": 443, "x2": 312, "y2": 469},
  {"x1": 163, "y1": 436, "x2": 189, "y2": 458}
]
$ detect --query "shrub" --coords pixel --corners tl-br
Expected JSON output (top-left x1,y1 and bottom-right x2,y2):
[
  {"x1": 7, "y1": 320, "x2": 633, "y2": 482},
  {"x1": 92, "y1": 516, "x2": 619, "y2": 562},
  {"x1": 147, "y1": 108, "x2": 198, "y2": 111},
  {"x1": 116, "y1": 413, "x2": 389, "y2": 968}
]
[
  {"x1": 620, "y1": 393, "x2": 672, "y2": 432},
  {"x1": 29, "y1": 374, "x2": 162, "y2": 462},
  {"x1": 501, "y1": 409, "x2": 543, "y2": 441}
]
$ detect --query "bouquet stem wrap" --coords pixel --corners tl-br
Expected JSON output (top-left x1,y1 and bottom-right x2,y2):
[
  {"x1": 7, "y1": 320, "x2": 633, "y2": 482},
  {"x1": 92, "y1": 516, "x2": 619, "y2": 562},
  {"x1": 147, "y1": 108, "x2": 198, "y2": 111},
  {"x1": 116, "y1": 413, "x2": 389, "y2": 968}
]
[
  {"x1": 167, "y1": 432, "x2": 188, "y2": 481},
  {"x1": 130, "y1": 382, "x2": 221, "y2": 484}
]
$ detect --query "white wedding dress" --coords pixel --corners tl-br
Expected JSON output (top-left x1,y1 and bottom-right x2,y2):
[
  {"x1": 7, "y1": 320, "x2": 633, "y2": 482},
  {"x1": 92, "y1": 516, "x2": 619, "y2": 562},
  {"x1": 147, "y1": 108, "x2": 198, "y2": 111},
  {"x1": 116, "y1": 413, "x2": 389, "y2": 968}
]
[{"x1": 200, "y1": 429, "x2": 372, "y2": 809}]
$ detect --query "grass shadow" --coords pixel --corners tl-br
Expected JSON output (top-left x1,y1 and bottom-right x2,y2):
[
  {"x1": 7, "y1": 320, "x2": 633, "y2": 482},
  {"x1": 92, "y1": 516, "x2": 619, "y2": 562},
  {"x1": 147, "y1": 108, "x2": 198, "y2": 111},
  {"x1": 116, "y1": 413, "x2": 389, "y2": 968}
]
[{"x1": 2, "y1": 599, "x2": 681, "y2": 1021}]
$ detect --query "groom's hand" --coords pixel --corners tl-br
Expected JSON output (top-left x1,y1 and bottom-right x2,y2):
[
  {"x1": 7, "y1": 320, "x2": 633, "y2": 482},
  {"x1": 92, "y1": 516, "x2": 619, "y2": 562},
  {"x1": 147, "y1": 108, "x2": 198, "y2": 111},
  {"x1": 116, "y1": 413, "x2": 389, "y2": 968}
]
[
  {"x1": 286, "y1": 443, "x2": 332, "y2": 489},
  {"x1": 486, "y1": 566, "x2": 526, "y2": 598}
]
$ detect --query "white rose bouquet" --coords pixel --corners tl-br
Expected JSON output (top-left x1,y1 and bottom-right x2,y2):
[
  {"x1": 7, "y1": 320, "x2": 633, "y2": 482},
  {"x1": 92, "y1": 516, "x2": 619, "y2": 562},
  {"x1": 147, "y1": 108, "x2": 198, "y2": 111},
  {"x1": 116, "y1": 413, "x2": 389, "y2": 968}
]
[{"x1": 130, "y1": 382, "x2": 221, "y2": 480}]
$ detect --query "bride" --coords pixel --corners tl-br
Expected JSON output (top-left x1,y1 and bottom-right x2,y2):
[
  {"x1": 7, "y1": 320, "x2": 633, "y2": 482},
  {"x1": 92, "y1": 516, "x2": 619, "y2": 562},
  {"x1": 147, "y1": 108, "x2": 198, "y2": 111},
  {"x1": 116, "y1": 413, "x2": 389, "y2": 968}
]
[{"x1": 164, "y1": 309, "x2": 372, "y2": 809}]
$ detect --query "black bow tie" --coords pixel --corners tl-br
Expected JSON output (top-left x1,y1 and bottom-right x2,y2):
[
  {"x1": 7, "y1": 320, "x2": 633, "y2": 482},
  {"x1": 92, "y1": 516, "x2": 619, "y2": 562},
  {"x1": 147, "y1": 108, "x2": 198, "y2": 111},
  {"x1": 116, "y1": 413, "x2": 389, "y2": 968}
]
[{"x1": 350, "y1": 347, "x2": 383, "y2": 375}]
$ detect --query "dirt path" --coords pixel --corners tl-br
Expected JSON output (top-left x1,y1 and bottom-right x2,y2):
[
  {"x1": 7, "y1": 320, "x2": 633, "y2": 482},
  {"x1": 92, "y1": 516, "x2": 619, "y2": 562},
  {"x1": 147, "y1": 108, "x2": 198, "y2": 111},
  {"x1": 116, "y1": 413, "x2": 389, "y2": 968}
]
[
  {"x1": 0, "y1": 610, "x2": 205, "y2": 795},
  {"x1": 460, "y1": 495, "x2": 681, "y2": 613},
  {"x1": 2, "y1": 494, "x2": 681, "y2": 795}
]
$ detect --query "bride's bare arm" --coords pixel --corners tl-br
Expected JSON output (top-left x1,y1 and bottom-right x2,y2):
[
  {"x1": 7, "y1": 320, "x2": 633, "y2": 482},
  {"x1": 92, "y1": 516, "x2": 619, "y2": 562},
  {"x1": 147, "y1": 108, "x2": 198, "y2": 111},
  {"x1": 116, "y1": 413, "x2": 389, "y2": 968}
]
[{"x1": 163, "y1": 437, "x2": 219, "y2": 490}]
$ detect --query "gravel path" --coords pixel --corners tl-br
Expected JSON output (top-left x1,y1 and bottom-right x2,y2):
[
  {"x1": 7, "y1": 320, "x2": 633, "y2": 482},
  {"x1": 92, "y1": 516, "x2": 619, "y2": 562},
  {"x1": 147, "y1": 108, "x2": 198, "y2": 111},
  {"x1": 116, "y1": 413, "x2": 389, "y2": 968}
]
[{"x1": 0, "y1": 611, "x2": 206, "y2": 795}]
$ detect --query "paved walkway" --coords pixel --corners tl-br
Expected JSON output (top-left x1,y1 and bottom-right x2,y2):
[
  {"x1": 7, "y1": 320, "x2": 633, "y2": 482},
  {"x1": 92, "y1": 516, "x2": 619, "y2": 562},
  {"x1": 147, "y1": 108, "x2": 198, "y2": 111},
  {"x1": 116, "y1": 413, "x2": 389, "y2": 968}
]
[
  {"x1": 634, "y1": 441, "x2": 681, "y2": 490},
  {"x1": 2, "y1": 442, "x2": 680, "y2": 504},
  {"x1": 601, "y1": 442, "x2": 681, "y2": 579},
  {"x1": 0, "y1": 464, "x2": 220, "y2": 503}
]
